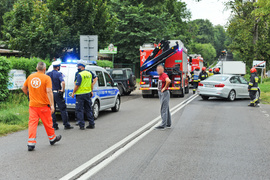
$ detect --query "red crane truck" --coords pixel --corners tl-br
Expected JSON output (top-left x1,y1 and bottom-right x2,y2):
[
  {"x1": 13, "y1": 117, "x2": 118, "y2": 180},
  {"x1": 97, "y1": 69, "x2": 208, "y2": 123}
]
[{"x1": 139, "y1": 40, "x2": 189, "y2": 98}]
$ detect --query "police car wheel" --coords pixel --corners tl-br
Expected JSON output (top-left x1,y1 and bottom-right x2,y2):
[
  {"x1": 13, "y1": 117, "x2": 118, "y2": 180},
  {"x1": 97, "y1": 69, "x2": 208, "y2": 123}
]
[
  {"x1": 112, "y1": 96, "x2": 120, "y2": 112},
  {"x1": 93, "y1": 101, "x2": 99, "y2": 120}
]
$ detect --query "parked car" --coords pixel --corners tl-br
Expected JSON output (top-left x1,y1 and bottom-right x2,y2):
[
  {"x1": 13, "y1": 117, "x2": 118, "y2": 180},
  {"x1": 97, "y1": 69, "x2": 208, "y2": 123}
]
[
  {"x1": 197, "y1": 74, "x2": 260, "y2": 101},
  {"x1": 108, "y1": 68, "x2": 137, "y2": 95},
  {"x1": 48, "y1": 62, "x2": 121, "y2": 119}
]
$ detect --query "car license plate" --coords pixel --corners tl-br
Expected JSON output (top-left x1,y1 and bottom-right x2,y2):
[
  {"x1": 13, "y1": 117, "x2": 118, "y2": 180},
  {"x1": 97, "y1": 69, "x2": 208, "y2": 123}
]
[{"x1": 205, "y1": 84, "x2": 213, "y2": 88}]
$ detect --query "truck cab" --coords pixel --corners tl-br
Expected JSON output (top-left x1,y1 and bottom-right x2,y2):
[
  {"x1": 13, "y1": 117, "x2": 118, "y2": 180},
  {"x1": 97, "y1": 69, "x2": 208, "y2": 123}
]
[{"x1": 139, "y1": 40, "x2": 189, "y2": 98}]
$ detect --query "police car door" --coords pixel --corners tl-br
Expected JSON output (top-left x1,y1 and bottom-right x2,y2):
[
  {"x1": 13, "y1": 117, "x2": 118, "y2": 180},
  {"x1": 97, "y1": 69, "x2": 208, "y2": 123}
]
[{"x1": 104, "y1": 72, "x2": 116, "y2": 106}]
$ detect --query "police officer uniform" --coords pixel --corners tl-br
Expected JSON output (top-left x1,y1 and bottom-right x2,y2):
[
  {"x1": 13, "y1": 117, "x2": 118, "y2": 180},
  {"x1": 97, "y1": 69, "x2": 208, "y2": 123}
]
[
  {"x1": 248, "y1": 68, "x2": 260, "y2": 107},
  {"x1": 73, "y1": 61, "x2": 95, "y2": 130},
  {"x1": 47, "y1": 61, "x2": 73, "y2": 130}
]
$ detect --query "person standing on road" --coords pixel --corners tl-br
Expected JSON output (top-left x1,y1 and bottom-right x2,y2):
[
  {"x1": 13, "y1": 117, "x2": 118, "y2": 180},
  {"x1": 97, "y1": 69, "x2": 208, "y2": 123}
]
[
  {"x1": 199, "y1": 67, "x2": 208, "y2": 82},
  {"x1": 47, "y1": 61, "x2": 74, "y2": 130},
  {"x1": 248, "y1": 68, "x2": 260, "y2": 107},
  {"x1": 155, "y1": 65, "x2": 172, "y2": 130},
  {"x1": 191, "y1": 66, "x2": 200, "y2": 94},
  {"x1": 71, "y1": 61, "x2": 95, "y2": 130},
  {"x1": 21, "y1": 62, "x2": 62, "y2": 151},
  {"x1": 208, "y1": 68, "x2": 214, "y2": 77},
  {"x1": 73, "y1": 62, "x2": 97, "y2": 126}
]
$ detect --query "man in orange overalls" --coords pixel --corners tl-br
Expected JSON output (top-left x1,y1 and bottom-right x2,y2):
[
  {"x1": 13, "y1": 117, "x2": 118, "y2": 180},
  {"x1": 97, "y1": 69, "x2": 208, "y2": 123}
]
[{"x1": 22, "y1": 62, "x2": 62, "y2": 151}]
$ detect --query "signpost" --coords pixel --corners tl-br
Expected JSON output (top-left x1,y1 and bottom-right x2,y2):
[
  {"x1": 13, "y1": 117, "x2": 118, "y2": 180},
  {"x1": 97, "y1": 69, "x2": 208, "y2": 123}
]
[
  {"x1": 253, "y1": 60, "x2": 266, "y2": 84},
  {"x1": 80, "y1": 35, "x2": 98, "y2": 62},
  {"x1": 99, "y1": 44, "x2": 117, "y2": 64}
]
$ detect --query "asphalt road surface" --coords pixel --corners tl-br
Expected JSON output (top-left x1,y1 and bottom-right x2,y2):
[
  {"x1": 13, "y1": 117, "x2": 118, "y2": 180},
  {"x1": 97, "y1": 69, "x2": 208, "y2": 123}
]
[{"x1": 1, "y1": 90, "x2": 270, "y2": 180}]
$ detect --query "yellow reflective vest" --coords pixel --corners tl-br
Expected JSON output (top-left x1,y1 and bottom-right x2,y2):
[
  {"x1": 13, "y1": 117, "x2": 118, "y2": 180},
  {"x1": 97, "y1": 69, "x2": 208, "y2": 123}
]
[{"x1": 75, "y1": 70, "x2": 92, "y2": 95}]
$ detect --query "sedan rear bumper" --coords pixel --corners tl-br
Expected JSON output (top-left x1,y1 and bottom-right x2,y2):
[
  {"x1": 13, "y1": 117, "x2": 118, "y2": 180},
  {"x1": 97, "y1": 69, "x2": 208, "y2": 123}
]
[{"x1": 197, "y1": 87, "x2": 228, "y2": 98}]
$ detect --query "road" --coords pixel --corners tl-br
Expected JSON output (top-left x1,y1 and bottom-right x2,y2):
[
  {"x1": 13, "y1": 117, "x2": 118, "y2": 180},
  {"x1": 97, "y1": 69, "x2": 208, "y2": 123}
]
[{"x1": 1, "y1": 90, "x2": 270, "y2": 180}]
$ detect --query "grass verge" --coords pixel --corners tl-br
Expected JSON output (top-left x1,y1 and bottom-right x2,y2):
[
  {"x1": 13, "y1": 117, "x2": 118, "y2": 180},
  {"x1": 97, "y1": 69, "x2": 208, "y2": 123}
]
[
  {"x1": 259, "y1": 78, "x2": 270, "y2": 104},
  {"x1": 0, "y1": 91, "x2": 29, "y2": 136}
]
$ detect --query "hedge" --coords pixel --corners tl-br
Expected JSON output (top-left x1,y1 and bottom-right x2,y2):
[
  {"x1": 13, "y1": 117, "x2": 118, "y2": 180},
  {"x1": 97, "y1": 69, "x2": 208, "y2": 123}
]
[
  {"x1": 0, "y1": 57, "x2": 12, "y2": 101},
  {"x1": 96, "y1": 60, "x2": 113, "y2": 68},
  {"x1": 7, "y1": 56, "x2": 51, "y2": 77}
]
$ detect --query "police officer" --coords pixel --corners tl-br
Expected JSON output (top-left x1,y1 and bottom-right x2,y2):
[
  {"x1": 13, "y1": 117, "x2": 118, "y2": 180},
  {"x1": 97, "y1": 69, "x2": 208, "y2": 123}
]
[
  {"x1": 73, "y1": 63, "x2": 97, "y2": 126},
  {"x1": 191, "y1": 66, "x2": 200, "y2": 94},
  {"x1": 47, "y1": 61, "x2": 73, "y2": 130},
  {"x1": 71, "y1": 61, "x2": 95, "y2": 130},
  {"x1": 208, "y1": 68, "x2": 214, "y2": 77},
  {"x1": 199, "y1": 67, "x2": 208, "y2": 81},
  {"x1": 248, "y1": 68, "x2": 260, "y2": 107}
]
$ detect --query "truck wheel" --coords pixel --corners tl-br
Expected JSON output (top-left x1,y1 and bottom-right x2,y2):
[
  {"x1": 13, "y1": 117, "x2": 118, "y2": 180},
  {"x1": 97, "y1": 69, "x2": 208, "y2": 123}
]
[
  {"x1": 142, "y1": 95, "x2": 148, "y2": 98},
  {"x1": 179, "y1": 88, "x2": 185, "y2": 97},
  {"x1": 185, "y1": 86, "x2": 189, "y2": 94},
  {"x1": 124, "y1": 91, "x2": 131, "y2": 95},
  {"x1": 117, "y1": 85, "x2": 124, "y2": 95},
  {"x1": 93, "y1": 100, "x2": 99, "y2": 120},
  {"x1": 112, "y1": 96, "x2": 121, "y2": 112}
]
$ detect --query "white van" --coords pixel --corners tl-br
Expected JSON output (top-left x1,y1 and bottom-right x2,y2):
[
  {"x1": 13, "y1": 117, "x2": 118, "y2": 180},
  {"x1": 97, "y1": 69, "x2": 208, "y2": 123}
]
[{"x1": 48, "y1": 62, "x2": 121, "y2": 119}]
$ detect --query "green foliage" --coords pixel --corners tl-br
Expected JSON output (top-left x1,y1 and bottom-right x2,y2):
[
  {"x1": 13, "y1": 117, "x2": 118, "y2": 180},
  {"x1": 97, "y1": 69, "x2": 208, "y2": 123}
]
[
  {"x1": 0, "y1": 0, "x2": 16, "y2": 39},
  {"x1": 110, "y1": 0, "x2": 190, "y2": 64},
  {"x1": 7, "y1": 56, "x2": 51, "y2": 76},
  {"x1": 96, "y1": 60, "x2": 113, "y2": 68},
  {"x1": 226, "y1": 0, "x2": 270, "y2": 69},
  {"x1": 189, "y1": 43, "x2": 217, "y2": 63},
  {"x1": 0, "y1": 56, "x2": 12, "y2": 101}
]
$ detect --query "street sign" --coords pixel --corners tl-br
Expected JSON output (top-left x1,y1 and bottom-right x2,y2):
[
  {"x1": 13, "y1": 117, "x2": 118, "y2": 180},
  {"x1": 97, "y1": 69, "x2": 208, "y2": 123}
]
[
  {"x1": 80, "y1": 35, "x2": 98, "y2": 61},
  {"x1": 8, "y1": 69, "x2": 26, "y2": 90},
  {"x1": 253, "y1": 60, "x2": 266, "y2": 69}
]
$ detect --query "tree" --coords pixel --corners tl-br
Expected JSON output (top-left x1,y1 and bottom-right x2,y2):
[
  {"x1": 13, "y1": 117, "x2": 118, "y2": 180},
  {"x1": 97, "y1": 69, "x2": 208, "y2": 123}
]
[
  {"x1": 47, "y1": 0, "x2": 117, "y2": 53},
  {"x1": 110, "y1": 0, "x2": 190, "y2": 64},
  {"x1": 189, "y1": 43, "x2": 217, "y2": 64},
  {"x1": 2, "y1": 0, "x2": 68, "y2": 59},
  {"x1": 0, "y1": 0, "x2": 16, "y2": 40},
  {"x1": 213, "y1": 25, "x2": 227, "y2": 57}
]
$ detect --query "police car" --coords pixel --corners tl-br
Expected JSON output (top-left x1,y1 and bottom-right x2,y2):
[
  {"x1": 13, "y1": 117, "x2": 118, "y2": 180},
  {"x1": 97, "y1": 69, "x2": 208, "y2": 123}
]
[{"x1": 48, "y1": 61, "x2": 121, "y2": 119}]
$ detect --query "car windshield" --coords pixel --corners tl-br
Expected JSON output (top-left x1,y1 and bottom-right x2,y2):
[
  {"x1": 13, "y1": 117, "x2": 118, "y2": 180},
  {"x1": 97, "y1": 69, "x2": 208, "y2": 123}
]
[
  {"x1": 206, "y1": 75, "x2": 229, "y2": 81},
  {"x1": 112, "y1": 70, "x2": 124, "y2": 79}
]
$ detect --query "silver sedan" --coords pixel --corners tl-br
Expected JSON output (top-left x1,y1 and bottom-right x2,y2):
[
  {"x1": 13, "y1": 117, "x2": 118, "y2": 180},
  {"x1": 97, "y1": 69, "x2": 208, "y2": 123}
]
[{"x1": 197, "y1": 75, "x2": 260, "y2": 101}]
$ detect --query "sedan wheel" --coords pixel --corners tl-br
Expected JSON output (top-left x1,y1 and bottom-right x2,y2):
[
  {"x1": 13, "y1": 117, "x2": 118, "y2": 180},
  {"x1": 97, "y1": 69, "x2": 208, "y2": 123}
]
[
  {"x1": 93, "y1": 101, "x2": 99, "y2": 120},
  {"x1": 228, "y1": 90, "x2": 236, "y2": 101}
]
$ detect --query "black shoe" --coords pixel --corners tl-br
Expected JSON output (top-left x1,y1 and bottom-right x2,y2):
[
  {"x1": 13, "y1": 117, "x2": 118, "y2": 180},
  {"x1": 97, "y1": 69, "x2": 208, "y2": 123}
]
[
  {"x1": 248, "y1": 103, "x2": 255, "y2": 107},
  {"x1": 155, "y1": 126, "x2": 165, "y2": 130},
  {"x1": 86, "y1": 125, "x2": 95, "y2": 129},
  {"x1": 166, "y1": 125, "x2": 172, "y2": 129},
  {"x1": 50, "y1": 135, "x2": 62, "y2": 145},
  {"x1": 28, "y1": 145, "x2": 35, "y2": 151},
  {"x1": 80, "y1": 126, "x2": 85, "y2": 130},
  {"x1": 54, "y1": 127, "x2": 59, "y2": 130},
  {"x1": 64, "y1": 126, "x2": 74, "y2": 130}
]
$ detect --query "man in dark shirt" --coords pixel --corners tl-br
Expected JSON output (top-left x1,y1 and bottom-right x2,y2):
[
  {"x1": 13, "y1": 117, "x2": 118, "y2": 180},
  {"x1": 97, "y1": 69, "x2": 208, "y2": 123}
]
[{"x1": 47, "y1": 61, "x2": 73, "y2": 130}]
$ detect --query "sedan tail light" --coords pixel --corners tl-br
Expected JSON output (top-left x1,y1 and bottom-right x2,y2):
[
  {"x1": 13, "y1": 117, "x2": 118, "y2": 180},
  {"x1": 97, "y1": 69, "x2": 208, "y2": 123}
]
[
  {"x1": 215, "y1": 83, "x2": 225, "y2": 88},
  {"x1": 198, "y1": 82, "x2": 203, "y2": 86}
]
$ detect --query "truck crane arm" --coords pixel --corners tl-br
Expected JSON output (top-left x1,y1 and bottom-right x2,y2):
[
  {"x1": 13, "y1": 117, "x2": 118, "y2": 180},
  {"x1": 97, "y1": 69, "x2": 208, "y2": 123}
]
[{"x1": 140, "y1": 42, "x2": 179, "y2": 72}]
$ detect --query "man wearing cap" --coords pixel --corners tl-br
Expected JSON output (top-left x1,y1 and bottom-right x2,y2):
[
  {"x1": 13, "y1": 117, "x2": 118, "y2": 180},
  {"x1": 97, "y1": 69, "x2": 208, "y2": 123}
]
[
  {"x1": 47, "y1": 61, "x2": 74, "y2": 130},
  {"x1": 71, "y1": 61, "x2": 96, "y2": 130}
]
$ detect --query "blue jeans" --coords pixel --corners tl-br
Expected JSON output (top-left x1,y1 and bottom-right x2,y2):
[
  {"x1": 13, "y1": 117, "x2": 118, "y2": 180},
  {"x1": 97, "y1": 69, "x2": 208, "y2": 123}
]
[
  {"x1": 76, "y1": 93, "x2": 95, "y2": 128},
  {"x1": 52, "y1": 92, "x2": 70, "y2": 128}
]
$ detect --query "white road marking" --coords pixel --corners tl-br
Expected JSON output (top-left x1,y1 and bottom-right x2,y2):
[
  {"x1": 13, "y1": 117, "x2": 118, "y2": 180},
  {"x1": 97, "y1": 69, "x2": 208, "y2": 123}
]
[{"x1": 60, "y1": 94, "x2": 198, "y2": 180}]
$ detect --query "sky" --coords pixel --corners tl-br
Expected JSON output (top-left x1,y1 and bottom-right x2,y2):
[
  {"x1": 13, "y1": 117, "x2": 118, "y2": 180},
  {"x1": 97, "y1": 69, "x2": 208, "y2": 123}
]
[{"x1": 181, "y1": 0, "x2": 232, "y2": 26}]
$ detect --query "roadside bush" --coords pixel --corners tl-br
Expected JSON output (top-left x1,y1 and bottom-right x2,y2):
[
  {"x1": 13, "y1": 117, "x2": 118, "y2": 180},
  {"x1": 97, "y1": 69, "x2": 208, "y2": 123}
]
[
  {"x1": 0, "y1": 56, "x2": 12, "y2": 101},
  {"x1": 7, "y1": 56, "x2": 51, "y2": 77},
  {"x1": 96, "y1": 60, "x2": 113, "y2": 68}
]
